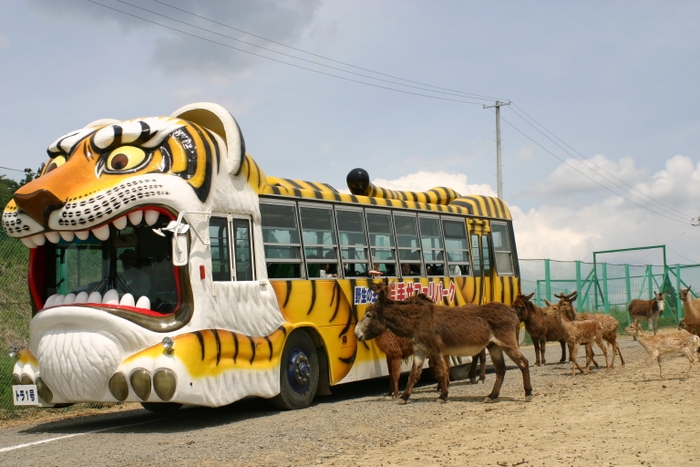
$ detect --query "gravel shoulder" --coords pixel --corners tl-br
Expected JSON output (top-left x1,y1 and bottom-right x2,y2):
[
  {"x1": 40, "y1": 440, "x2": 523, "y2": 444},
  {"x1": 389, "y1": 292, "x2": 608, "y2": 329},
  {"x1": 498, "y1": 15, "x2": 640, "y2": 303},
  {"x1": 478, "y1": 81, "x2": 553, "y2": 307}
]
[{"x1": 1, "y1": 332, "x2": 698, "y2": 467}]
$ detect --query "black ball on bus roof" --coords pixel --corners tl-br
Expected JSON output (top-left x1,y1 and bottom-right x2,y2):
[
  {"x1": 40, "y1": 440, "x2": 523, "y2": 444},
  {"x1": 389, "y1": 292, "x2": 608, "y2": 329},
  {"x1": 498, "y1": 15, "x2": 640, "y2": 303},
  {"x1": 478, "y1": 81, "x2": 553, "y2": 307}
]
[{"x1": 346, "y1": 168, "x2": 371, "y2": 196}]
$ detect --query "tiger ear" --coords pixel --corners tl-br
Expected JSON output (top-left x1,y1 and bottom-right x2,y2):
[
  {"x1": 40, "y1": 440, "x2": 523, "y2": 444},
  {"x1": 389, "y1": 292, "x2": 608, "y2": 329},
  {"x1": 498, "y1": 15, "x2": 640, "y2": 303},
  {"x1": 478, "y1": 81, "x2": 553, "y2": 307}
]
[{"x1": 170, "y1": 102, "x2": 246, "y2": 175}]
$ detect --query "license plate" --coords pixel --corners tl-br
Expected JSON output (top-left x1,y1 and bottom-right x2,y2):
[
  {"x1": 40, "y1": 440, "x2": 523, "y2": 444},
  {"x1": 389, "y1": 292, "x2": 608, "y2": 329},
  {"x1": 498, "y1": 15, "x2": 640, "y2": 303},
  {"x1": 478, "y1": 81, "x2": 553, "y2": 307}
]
[{"x1": 13, "y1": 385, "x2": 39, "y2": 406}]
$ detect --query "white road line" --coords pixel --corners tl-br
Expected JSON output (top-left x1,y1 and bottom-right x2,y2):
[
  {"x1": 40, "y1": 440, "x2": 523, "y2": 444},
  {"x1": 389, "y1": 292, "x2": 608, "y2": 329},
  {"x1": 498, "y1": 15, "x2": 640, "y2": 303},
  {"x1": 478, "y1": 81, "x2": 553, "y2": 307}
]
[{"x1": 0, "y1": 418, "x2": 160, "y2": 453}]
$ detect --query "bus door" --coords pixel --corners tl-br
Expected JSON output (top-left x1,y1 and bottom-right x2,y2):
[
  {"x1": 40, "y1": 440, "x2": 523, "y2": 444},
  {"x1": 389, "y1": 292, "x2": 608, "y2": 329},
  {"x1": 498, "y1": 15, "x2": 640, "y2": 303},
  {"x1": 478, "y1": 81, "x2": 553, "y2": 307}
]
[{"x1": 467, "y1": 219, "x2": 492, "y2": 304}]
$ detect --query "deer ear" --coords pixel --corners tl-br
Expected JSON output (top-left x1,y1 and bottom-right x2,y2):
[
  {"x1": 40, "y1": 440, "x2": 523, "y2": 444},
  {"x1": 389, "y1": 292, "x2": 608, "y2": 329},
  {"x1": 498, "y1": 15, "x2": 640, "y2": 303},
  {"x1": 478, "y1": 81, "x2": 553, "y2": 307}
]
[
  {"x1": 569, "y1": 292, "x2": 578, "y2": 302},
  {"x1": 525, "y1": 292, "x2": 534, "y2": 300},
  {"x1": 544, "y1": 299, "x2": 553, "y2": 307}
]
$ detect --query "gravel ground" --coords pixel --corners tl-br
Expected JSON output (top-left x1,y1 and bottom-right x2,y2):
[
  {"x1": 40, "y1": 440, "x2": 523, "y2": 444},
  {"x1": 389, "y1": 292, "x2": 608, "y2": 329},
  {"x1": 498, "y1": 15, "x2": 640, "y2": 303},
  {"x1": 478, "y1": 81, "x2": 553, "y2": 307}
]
[{"x1": 1, "y1": 331, "x2": 699, "y2": 467}]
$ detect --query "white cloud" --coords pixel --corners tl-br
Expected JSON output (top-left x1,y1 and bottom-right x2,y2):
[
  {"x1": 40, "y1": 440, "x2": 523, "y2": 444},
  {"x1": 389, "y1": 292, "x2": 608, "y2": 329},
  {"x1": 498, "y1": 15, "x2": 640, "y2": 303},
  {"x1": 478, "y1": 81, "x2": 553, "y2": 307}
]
[
  {"x1": 373, "y1": 171, "x2": 497, "y2": 197},
  {"x1": 374, "y1": 155, "x2": 700, "y2": 264}
]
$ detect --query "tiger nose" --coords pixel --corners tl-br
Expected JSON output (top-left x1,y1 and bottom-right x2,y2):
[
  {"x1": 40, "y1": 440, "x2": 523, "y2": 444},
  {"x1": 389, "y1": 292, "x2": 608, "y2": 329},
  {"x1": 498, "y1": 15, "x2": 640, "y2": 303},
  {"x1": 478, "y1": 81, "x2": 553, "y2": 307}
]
[{"x1": 13, "y1": 189, "x2": 65, "y2": 228}]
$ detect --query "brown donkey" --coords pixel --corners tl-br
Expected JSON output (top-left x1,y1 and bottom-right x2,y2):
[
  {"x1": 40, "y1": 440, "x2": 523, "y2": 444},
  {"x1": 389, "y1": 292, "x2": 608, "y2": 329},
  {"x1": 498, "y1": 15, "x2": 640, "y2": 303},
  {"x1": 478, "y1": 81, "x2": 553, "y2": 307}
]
[{"x1": 354, "y1": 283, "x2": 532, "y2": 404}]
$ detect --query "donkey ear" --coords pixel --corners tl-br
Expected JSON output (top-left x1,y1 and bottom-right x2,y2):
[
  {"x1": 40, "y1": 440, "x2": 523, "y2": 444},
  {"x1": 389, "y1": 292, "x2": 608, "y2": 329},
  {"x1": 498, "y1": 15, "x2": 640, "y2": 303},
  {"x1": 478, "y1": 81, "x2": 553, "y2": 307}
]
[{"x1": 170, "y1": 102, "x2": 246, "y2": 175}]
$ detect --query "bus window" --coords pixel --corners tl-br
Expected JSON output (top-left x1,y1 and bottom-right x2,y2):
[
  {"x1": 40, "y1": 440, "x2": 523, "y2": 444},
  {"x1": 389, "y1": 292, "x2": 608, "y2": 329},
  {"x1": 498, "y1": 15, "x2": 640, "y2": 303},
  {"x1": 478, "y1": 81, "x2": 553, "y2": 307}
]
[
  {"x1": 336, "y1": 209, "x2": 370, "y2": 277},
  {"x1": 471, "y1": 233, "x2": 481, "y2": 276},
  {"x1": 260, "y1": 202, "x2": 303, "y2": 279},
  {"x1": 232, "y1": 218, "x2": 254, "y2": 281},
  {"x1": 209, "y1": 217, "x2": 232, "y2": 281},
  {"x1": 394, "y1": 214, "x2": 422, "y2": 277},
  {"x1": 300, "y1": 206, "x2": 338, "y2": 279},
  {"x1": 367, "y1": 211, "x2": 396, "y2": 276},
  {"x1": 443, "y1": 218, "x2": 470, "y2": 276},
  {"x1": 419, "y1": 216, "x2": 444, "y2": 276},
  {"x1": 491, "y1": 221, "x2": 514, "y2": 275},
  {"x1": 482, "y1": 234, "x2": 492, "y2": 276}
]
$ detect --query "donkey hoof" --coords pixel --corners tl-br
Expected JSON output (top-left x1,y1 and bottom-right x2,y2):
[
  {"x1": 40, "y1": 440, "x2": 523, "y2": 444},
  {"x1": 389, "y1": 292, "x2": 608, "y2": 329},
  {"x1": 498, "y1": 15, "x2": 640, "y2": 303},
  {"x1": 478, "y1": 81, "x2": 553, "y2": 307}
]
[
  {"x1": 396, "y1": 398, "x2": 408, "y2": 405},
  {"x1": 483, "y1": 396, "x2": 498, "y2": 403},
  {"x1": 437, "y1": 398, "x2": 447, "y2": 404},
  {"x1": 524, "y1": 395, "x2": 534, "y2": 402}
]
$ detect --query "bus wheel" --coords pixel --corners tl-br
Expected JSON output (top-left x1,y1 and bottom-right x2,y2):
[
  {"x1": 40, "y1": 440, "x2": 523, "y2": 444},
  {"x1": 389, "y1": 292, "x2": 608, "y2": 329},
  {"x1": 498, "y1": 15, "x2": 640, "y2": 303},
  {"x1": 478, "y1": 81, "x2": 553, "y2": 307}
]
[
  {"x1": 271, "y1": 331, "x2": 319, "y2": 410},
  {"x1": 140, "y1": 402, "x2": 183, "y2": 413}
]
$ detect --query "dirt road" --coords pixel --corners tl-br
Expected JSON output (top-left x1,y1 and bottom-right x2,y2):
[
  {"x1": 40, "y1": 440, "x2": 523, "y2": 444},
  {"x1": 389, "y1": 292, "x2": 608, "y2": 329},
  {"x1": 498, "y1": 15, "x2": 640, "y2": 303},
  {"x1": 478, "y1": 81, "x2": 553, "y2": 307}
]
[{"x1": 1, "y1": 333, "x2": 698, "y2": 467}]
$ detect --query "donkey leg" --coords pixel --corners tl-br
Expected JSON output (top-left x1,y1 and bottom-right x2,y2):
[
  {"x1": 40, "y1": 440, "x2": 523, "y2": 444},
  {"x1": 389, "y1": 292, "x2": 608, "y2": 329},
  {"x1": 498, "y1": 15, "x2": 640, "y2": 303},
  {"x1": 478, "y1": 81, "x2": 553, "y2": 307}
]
[
  {"x1": 500, "y1": 345, "x2": 533, "y2": 402},
  {"x1": 484, "y1": 343, "x2": 506, "y2": 403},
  {"x1": 386, "y1": 356, "x2": 402, "y2": 397},
  {"x1": 533, "y1": 340, "x2": 542, "y2": 366},
  {"x1": 478, "y1": 349, "x2": 487, "y2": 383},
  {"x1": 431, "y1": 353, "x2": 450, "y2": 403},
  {"x1": 398, "y1": 352, "x2": 426, "y2": 404},
  {"x1": 539, "y1": 339, "x2": 546, "y2": 365}
]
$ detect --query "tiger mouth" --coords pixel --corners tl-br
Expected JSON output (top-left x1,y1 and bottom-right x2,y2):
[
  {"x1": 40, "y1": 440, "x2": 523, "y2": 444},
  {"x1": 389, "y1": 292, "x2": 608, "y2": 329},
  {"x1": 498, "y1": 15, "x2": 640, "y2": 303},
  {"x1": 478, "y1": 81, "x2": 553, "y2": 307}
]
[{"x1": 17, "y1": 208, "x2": 165, "y2": 249}]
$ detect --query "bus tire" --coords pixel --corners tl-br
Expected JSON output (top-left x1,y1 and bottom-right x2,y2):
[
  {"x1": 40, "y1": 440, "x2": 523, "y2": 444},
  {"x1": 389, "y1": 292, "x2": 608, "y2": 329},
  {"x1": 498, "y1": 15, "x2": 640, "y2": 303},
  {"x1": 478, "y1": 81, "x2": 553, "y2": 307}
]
[
  {"x1": 140, "y1": 402, "x2": 183, "y2": 413},
  {"x1": 271, "y1": 330, "x2": 319, "y2": 410}
]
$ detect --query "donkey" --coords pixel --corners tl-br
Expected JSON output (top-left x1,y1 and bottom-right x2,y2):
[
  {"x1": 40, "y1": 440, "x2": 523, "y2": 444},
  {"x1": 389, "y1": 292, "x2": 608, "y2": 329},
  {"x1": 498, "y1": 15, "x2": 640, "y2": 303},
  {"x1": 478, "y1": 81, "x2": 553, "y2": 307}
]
[
  {"x1": 354, "y1": 283, "x2": 532, "y2": 404},
  {"x1": 512, "y1": 293, "x2": 567, "y2": 365}
]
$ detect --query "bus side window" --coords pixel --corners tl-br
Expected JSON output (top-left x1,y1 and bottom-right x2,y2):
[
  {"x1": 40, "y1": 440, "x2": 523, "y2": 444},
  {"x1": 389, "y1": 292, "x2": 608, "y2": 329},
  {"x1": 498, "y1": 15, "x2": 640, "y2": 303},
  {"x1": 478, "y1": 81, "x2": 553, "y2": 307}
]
[
  {"x1": 260, "y1": 202, "x2": 303, "y2": 279},
  {"x1": 300, "y1": 205, "x2": 339, "y2": 279},
  {"x1": 419, "y1": 216, "x2": 445, "y2": 276},
  {"x1": 491, "y1": 221, "x2": 515, "y2": 275},
  {"x1": 209, "y1": 217, "x2": 232, "y2": 281},
  {"x1": 443, "y1": 219, "x2": 470, "y2": 276},
  {"x1": 367, "y1": 211, "x2": 397, "y2": 277},
  {"x1": 336, "y1": 209, "x2": 370, "y2": 277},
  {"x1": 232, "y1": 218, "x2": 254, "y2": 281}
]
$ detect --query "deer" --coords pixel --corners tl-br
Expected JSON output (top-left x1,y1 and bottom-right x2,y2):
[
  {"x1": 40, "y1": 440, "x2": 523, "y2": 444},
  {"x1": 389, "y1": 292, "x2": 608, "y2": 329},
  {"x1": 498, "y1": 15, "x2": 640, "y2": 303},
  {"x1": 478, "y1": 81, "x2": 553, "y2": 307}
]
[
  {"x1": 624, "y1": 321, "x2": 700, "y2": 379},
  {"x1": 512, "y1": 293, "x2": 567, "y2": 365},
  {"x1": 354, "y1": 283, "x2": 532, "y2": 404},
  {"x1": 678, "y1": 286, "x2": 700, "y2": 337},
  {"x1": 555, "y1": 291, "x2": 624, "y2": 368},
  {"x1": 545, "y1": 297, "x2": 610, "y2": 376},
  {"x1": 628, "y1": 291, "x2": 666, "y2": 336}
]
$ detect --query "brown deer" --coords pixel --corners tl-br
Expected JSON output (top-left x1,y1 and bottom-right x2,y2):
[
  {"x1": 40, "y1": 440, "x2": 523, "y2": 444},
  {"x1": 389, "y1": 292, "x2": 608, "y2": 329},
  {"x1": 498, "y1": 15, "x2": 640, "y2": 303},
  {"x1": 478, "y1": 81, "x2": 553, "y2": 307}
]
[
  {"x1": 555, "y1": 291, "x2": 624, "y2": 368},
  {"x1": 354, "y1": 283, "x2": 532, "y2": 404},
  {"x1": 545, "y1": 298, "x2": 610, "y2": 376},
  {"x1": 625, "y1": 321, "x2": 700, "y2": 379},
  {"x1": 512, "y1": 293, "x2": 567, "y2": 365},
  {"x1": 628, "y1": 291, "x2": 666, "y2": 336}
]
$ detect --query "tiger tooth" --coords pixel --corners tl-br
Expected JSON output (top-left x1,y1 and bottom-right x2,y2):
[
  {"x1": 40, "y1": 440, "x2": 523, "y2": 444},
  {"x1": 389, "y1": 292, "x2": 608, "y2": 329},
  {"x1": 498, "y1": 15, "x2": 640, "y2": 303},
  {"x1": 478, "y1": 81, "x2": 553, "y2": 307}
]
[
  {"x1": 113, "y1": 216, "x2": 128, "y2": 230},
  {"x1": 88, "y1": 291, "x2": 102, "y2": 303},
  {"x1": 75, "y1": 291, "x2": 89, "y2": 304},
  {"x1": 102, "y1": 289, "x2": 119, "y2": 305},
  {"x1": 75, "y1": 231, "x2": 90, "y2": 241},
  {"x1": 144, "y1": 210, "x2": 160, "y2": 226},
  {"x1": 45, "y1": 232, "x2": 61, "y2": 244},
  {"x1": 136, "y1": 296, "x2": 151, "y2": 309},
  {"x1": 92, "y1": 225, "x2": 110, "y2": 241},
  {"x1": 60, "y1": 231, "x2": 75, "y2": 242},
  {"x1": 53, "y1": 294, "x2": 66, "y2": 306},
  {"x1": 31, "y1": 234, "x2": 46, "y2": 246},
  {"x1": 128, "y1": 211, "x2": 143, "y2": 225},
  {"x1": 63, "y1": 293, "x2": 76, "y2": 305},
  {"x1": 119, "y1": 293, "x2": 135, "y2": 307},
  {"x1": 44, "y1": 294, "x2": 58, "y2": 308},
  {"x1": 21, "y1": 237, "x2": 37, "y2": 248}
]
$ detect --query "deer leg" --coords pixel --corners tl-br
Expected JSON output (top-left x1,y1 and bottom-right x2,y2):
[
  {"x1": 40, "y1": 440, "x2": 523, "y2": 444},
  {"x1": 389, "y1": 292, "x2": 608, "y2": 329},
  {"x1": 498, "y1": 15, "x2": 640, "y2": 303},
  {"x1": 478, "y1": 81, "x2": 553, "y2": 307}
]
[
  {"x1": 484, "y1": 343, "x2": 506, "y2": 403},
  {"x1": 681, "y1": 348, "x2": 695, "y2": 378},
  {"x1": 386, "y1": 355, "x2": 401, "y2": 397},
  {"x1": 559, "y1": 339, "x2": 567, "y2": 363},
  {"x1": 570, "y1": 343, "x2": 584, "y2": 376},
  {"x1": 615, "y1": 341, "x2": 625, "y2": 366},
  {"x1": 398, "y1": 351, "x2": 427, "y2": 404},
  {"x1": 596, "y1": 338, "x2": 610, "y2": 371}
]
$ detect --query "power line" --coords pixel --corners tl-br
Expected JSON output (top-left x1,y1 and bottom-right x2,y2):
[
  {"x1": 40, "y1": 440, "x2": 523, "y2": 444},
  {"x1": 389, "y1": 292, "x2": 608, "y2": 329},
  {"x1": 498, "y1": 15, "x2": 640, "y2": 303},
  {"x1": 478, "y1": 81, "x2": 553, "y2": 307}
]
[
  {"x1": 83, "y1": 0, "x2": 698, "y2": 226},
  {"x1": 87, "y1": 0, "x2": 485, "y2": 104},
  {"x1": 509, "y1": 103, "x2": 695, "y2": 221}
]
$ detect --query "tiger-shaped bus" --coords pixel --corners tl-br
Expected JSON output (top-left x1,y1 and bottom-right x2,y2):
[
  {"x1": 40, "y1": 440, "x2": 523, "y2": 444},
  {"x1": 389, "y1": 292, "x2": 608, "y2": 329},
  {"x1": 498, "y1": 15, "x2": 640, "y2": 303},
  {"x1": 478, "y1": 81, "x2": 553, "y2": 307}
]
[{"x1": 3, "y1": 102, "x2": 520, "y2": 411}]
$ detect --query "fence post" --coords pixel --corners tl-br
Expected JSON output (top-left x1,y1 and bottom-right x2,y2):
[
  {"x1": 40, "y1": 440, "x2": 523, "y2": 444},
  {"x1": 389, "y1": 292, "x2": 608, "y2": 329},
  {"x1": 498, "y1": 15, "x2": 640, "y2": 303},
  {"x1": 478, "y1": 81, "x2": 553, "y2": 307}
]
[
  {"x1": 576, "y1": 260, "x2": 583, "y2": 310},
  {"x1": 544, "y1": 258, "x2": 551, "y2": 301},
  {"x1": 676, "y1": 264, "x2": 682, "y2": 319},
  {"x1": 646, "y1": 265, "x2": 653, "y2": 299},
  {"x1": 602, "y1": 262, "x2": 609, "y2": 314}
]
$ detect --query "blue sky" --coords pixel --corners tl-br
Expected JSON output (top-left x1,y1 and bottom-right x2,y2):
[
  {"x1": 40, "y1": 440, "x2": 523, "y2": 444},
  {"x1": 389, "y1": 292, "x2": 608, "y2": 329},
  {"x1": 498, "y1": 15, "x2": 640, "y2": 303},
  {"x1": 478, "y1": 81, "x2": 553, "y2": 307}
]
[{"x1": 2, "y1": 0, "x2": 699, "y2": 264}]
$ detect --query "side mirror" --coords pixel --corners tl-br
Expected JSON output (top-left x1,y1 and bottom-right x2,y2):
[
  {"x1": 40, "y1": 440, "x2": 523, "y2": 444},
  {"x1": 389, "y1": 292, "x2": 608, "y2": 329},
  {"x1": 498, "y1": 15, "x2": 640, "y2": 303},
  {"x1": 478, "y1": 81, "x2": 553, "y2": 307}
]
[{"x1": 172, "y1": 233, "x2": 189, "y2": 266}]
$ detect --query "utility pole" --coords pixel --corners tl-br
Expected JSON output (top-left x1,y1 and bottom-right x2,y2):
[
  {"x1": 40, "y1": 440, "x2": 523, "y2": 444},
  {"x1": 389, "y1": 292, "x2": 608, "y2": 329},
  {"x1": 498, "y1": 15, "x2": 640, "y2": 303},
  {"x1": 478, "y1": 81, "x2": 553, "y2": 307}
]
[{"x1": 483, "y1": 100, "x2": 510, "y2": 199}]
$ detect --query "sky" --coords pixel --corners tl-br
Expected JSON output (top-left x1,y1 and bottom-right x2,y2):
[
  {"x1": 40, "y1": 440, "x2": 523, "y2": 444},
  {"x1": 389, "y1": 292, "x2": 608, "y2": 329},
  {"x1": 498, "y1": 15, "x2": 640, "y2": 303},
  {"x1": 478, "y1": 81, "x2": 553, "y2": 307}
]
[{"x1": 1, "y1": 0, "x2": 699, "y2": 266}]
